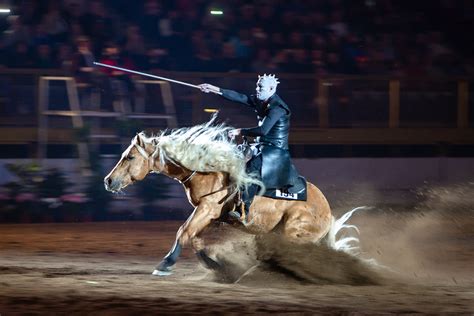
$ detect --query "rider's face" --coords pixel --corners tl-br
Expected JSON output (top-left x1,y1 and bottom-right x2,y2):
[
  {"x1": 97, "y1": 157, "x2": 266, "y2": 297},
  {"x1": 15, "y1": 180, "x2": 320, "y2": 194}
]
[{"x1": 256, "y1": 81, "x2": 275, "y2": 101}]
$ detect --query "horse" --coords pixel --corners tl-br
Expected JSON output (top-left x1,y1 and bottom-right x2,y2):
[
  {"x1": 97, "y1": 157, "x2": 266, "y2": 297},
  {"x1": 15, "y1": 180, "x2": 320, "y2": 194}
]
[{"x1": 104, "y1": 118, "x2": 359, "y2": 276}]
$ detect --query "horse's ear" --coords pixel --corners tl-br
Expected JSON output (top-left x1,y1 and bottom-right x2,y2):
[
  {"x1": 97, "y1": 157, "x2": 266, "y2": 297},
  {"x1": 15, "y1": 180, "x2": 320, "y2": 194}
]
[{"x1": 136, "y1": 132, "x2": 144, "y2": 147}]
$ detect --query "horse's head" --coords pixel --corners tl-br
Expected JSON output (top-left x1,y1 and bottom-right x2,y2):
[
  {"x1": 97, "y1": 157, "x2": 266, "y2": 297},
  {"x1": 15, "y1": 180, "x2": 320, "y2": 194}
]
[{"x1": 104, "y1": 133, "x2": 157, "y2": 192}]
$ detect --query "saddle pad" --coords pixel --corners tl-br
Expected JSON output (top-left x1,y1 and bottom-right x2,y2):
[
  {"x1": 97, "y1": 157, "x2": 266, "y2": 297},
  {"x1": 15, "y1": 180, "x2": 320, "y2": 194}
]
[{"x1": 262, "y1": 176, "x2": 307, "y2": 201}]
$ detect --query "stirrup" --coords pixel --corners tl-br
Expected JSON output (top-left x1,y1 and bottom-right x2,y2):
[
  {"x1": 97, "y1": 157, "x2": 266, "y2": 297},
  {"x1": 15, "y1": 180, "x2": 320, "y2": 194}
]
[
  {"x1": 228, "y1": 200, "x2": 242, "y2": 221},
  {"x1": 228, "y1": 210, "x2": 241, "y2": 220},
  {"x1": 228, "y1": 202, "x2": 247, "y2": 223}
]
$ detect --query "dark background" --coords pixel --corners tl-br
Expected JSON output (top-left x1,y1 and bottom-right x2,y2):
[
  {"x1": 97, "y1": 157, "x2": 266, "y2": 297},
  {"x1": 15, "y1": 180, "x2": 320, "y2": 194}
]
[{"x1": 0, "y1": 0, "x2": 473, "y2": 223}]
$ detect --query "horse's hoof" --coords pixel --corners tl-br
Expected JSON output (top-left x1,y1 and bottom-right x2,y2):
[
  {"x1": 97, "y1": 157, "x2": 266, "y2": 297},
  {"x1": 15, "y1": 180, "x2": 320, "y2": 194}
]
[
  {"x1": 152, "y1": 261, "x2": 173, "y2": 276},
  {"x1": 152, "y1": 269, "x2": 173, "y2": 276}
]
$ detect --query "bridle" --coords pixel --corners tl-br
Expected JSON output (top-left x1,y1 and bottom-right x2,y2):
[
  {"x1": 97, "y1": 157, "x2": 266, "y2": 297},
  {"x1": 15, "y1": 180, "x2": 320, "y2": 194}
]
[{"x1": 132, "y1": 139, "x2": 157, "y2": 172}]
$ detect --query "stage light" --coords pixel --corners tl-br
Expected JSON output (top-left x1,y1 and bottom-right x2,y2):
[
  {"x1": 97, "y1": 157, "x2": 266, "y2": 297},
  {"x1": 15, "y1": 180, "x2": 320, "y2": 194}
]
[
  {"x1": 0, "y1": 8, "x2": 11, "y2": 13},
  {"x1": 204, "y1": 108, "x2": 218, "y2": 113},
  {"x1": 210, "y1": 10, "x2": 223, "y2": 15}
]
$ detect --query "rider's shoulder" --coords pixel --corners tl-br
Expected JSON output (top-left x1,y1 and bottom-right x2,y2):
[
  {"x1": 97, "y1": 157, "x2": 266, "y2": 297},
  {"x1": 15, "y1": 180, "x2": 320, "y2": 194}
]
[{"x1": 268, "y1": 95, "x2": 290, "y2": 113}]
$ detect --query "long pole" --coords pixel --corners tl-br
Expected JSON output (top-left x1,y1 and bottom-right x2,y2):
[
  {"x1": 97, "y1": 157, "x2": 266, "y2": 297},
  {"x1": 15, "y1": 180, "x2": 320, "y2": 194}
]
[{"x1": 93, "y1": 62, "x2": 210, "y2": 91}]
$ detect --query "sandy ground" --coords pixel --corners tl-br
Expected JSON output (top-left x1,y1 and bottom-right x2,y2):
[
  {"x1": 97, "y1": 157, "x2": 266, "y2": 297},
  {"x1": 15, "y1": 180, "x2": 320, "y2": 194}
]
[{"x1": 0, "y1": 206, "x2": 473, "y2": 315}]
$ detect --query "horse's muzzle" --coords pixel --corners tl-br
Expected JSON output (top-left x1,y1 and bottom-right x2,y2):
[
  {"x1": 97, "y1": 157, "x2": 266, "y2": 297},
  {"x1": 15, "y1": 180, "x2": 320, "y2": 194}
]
[{"x1": 104, "y1": 176, "x2": 118, "y2": 192}]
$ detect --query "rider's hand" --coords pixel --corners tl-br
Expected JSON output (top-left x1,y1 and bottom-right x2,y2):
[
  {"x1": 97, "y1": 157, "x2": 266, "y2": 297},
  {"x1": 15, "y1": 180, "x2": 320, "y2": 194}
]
[
  {"x1": 199, "y1": 83, "x2": 221, "y2": 94},
  {"x1": 228, "y1": 129, "x2": 241, "y2": 140}
]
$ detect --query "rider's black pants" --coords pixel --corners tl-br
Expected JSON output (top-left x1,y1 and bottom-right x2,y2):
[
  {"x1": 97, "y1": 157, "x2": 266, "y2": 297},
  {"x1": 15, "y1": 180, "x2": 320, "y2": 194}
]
[{"x1": 242, "y1": 154, "x2": 262, "y2": 213}]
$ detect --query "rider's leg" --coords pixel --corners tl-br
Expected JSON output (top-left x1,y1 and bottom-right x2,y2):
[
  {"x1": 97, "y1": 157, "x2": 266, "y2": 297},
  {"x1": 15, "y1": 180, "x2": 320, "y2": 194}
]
[
  {"x1": 229, "y1": 155, "x2": 262, "y2": 220},
  {"x1": 241, "y1": 182, "x2": 259, "y2": 216}
]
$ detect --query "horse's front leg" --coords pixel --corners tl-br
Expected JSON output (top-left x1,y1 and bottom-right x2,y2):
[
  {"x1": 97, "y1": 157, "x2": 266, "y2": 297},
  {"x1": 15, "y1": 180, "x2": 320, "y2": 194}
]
[{"x1": 152, "y1": 202, "x2": 221, "y2": 276}]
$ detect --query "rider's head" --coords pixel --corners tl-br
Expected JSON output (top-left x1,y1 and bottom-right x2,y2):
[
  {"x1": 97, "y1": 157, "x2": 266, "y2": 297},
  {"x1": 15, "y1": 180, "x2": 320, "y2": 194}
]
[{"x1": 256, "y1": 74, "x2": 279, "y2": 101}]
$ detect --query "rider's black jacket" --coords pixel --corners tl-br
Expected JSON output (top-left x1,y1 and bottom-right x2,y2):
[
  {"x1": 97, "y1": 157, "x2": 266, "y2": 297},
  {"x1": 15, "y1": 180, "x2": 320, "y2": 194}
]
[{"x1": 220, "y1": 89, "x2": 298, "y2": 189}]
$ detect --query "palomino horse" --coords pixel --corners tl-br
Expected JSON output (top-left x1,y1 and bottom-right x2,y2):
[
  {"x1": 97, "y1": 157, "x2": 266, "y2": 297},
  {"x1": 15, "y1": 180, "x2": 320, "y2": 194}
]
[{"x1": 104, "y1": 119, "x2": 351, "y2": 276}]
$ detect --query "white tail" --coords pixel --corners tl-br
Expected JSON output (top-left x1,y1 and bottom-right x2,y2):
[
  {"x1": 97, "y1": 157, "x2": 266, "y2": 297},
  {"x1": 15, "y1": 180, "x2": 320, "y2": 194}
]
[{"x1": 324, "y1": 206, "x2": 368, "y2": 255}]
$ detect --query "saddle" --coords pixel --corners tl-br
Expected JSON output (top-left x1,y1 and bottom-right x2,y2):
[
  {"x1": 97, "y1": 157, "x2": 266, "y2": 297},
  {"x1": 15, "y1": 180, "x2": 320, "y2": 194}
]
[
  {"x1": 262, "y1": 176, "x2": 307, "y2": 201},
  {"x1": 230, "y1": 176, "x2": 307, "y2": 224}
]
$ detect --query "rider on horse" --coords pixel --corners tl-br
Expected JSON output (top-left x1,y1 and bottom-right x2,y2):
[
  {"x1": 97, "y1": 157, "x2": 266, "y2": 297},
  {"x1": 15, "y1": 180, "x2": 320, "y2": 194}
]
[{"x1": 199, "y1": 74, "x2": 299, "y2": 220}]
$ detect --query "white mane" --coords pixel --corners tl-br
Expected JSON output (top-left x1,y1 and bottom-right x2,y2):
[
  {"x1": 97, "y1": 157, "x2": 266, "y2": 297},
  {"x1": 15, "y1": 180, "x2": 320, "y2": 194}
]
[{"x1": 150, "y1": 115, "x2": 264, "y2": 193}]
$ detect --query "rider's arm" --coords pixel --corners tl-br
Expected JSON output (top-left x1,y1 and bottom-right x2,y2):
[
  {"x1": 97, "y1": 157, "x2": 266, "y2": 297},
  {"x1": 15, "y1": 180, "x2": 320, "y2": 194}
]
[
  {"x1": 240, "y1": 105, "x2": 286, "y2": 137},
  {"x1": 220, "y1": 89, "x2": 253, "y2": 107},
  {"x1": 199, "y1": 84, "x2": 254, "y2": 107}
]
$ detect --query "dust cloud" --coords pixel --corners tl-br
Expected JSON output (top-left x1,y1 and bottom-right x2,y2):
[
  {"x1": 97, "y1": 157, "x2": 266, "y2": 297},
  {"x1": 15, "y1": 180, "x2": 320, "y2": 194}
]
[
  {"x1": 353, "y1": 183, "x2": 474, "y2": 285},
  {"x1": 199, "y1": 225, "x2": 384, "y2": 287},
  {"x1": 201, "y1": 183, "x2": 474, "y2": 287}
]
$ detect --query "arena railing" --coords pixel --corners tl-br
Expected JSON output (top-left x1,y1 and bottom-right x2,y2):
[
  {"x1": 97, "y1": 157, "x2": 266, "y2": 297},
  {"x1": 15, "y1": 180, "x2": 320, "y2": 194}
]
[{"x1": 0, "y1": 69, "x2": 472, "y2": 150}]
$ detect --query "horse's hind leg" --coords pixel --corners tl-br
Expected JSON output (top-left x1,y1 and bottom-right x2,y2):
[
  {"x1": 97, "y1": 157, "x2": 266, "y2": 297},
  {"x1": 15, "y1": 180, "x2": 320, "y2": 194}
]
[
  {"x1": 283, "y1": 206, "x2": 331, "y2": 243},
  {"x1": 153, "y1": 235, "x2": 221, "y2": 275},
  {"x1": 192, "y1": 237, "x2": 222, "y2": 270}
]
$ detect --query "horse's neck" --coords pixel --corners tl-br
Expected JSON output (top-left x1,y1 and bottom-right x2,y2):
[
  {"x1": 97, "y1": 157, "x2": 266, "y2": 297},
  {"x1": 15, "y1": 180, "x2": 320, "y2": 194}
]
[{"x1": 159, "y1": 159, "x2": 192, "y2": 182}]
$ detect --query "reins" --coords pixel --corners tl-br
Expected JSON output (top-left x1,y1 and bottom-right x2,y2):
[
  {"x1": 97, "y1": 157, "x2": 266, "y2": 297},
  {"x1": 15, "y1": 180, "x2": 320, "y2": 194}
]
[
  {"x1": 164, "y1": 157, "x2": 198, "y2": 184},
  {"x1": 179, "y1": 170, "x2": 197, "y2": 184}
]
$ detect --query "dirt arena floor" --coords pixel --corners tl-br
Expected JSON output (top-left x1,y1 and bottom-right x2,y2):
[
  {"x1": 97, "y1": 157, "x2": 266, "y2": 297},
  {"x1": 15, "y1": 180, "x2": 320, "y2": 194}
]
[{"x1": 0, "y1": 203, "x2": 473, "y2": 315}]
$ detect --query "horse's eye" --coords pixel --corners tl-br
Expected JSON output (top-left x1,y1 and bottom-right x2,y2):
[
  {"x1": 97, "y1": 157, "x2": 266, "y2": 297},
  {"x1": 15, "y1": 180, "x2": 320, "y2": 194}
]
[{"x1": 126, "y1": 155, "x2": 134, "y2": 161}]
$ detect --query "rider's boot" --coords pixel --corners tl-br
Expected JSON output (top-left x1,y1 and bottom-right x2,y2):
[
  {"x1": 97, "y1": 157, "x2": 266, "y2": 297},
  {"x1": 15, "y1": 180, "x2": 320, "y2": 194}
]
[
  {"x1": 228, "y1": 201, "x2": 249, "y2": 222},
  {"x1": 229, "y1": 184, "x2": 257, "y2": 223}
]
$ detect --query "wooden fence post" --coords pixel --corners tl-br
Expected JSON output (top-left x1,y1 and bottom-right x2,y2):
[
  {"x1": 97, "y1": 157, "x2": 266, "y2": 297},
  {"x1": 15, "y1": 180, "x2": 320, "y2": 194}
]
[
  {"x1": 389, "y1": 80, "x2": 400, "y2": 128},
  {"x1": 457, "y1": 80, "x2": 469, "y2": 128},
  {"x1": 318, "y1": 80, "x2": 329, "y2": 128}
]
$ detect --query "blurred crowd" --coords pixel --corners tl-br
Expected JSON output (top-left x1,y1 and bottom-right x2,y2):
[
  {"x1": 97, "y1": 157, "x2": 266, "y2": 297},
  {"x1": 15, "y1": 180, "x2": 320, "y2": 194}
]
[{"x1": 0, "y1": 0, "x2": 473, "y2": 76}]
